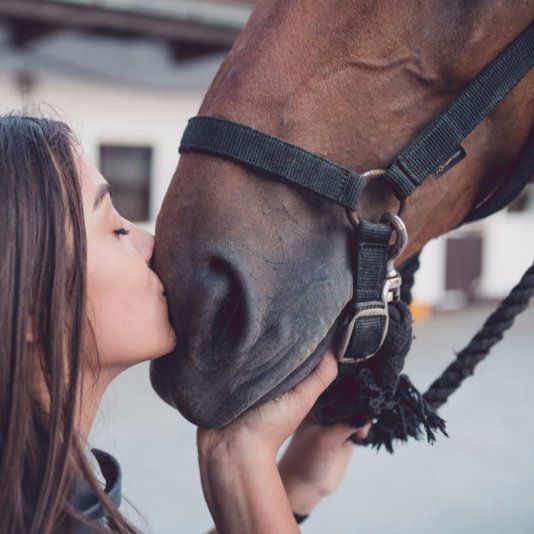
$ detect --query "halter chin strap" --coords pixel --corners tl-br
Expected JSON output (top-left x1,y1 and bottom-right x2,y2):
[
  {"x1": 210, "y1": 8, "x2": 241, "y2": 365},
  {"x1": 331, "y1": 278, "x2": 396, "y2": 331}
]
[{"x1": 178, "y1": 22, "x2": 533, "y2": 363}]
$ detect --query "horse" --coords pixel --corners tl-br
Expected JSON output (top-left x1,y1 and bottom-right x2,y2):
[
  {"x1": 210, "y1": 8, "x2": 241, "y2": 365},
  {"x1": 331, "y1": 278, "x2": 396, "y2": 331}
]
[{"x1": 149, "y1": 0, "x2": 533, "y2": 430}]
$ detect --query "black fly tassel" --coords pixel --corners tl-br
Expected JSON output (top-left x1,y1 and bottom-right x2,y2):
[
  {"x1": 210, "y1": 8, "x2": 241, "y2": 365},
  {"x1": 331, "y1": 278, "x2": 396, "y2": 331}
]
[
  {"x1": 315, "y1": 299, "x2": 449, "y2": 453},
  {"x1": 359, "y1": 374, "x2": 448, "y2": 453}
]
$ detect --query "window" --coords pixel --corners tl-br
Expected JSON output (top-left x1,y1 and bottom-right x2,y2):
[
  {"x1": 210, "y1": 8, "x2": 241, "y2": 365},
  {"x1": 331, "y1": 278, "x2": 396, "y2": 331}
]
[{"x1": 99, "y1": 145, "x2": 152, "y2": 222}]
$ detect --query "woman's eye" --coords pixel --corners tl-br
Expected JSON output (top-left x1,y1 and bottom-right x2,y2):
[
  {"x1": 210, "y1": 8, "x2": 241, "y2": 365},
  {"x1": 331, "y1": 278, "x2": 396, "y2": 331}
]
[{"x1": 115, "y1": 228, "x2": 130, "y2": 237}]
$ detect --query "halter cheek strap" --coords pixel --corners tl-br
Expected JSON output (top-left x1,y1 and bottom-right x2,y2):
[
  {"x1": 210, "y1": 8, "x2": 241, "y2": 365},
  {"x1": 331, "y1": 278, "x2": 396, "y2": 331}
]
[
  {"x1": 384, "y1": 22, "x2": 534, "y2": 199},
  {"x1": 179, "y1": 22, "x2": 534, "y2": 364}
]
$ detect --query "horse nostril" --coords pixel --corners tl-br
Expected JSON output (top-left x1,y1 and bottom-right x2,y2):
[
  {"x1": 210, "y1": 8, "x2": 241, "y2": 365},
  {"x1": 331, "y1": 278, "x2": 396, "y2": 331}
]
[{"x1": 193, "y1": 254, "x2": 253, "y2": 361}]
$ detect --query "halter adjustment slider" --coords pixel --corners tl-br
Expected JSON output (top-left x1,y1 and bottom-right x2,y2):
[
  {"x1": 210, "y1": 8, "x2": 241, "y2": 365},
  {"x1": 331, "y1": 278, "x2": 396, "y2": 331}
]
[{"x1": 337, "y1": 213, "x2": 408, "y2": 364}]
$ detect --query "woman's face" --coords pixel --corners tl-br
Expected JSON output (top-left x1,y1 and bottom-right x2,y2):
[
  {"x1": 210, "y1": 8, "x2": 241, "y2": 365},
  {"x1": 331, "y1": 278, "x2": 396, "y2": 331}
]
[{"x1": 78, "y1": 151, "x2": 176, "y2": 371}]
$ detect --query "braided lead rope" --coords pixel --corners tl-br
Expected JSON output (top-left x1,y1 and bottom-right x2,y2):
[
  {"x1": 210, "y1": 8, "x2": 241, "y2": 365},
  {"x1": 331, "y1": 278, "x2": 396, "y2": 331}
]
[
  {"x1": 399, "y1": 253, "x2": 421, "y2": 305},
  {"x1": 421, "y1": 261, "x2": 534, "y2": 410}
]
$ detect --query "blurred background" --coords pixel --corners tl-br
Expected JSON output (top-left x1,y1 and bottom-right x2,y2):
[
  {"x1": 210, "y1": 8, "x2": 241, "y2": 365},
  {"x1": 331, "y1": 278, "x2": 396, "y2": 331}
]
[{"x1": 0, "y1": 1, "x2": 532, "y2": 532}]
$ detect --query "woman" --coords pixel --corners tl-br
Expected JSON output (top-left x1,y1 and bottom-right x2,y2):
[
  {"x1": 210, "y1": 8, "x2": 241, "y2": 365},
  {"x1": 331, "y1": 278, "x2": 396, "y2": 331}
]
[{"x1": 0, "y1": 114, "x2": 371, "y2": 533}]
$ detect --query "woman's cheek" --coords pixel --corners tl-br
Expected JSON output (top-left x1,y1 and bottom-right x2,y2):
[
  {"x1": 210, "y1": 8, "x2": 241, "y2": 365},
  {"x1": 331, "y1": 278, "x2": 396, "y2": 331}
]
[
  {"x1": 91, "y1": 251, "x2": 169, "y2": 364},
  {"x1": 86, "y1": 244, "x2": 134, "y2": 339}
]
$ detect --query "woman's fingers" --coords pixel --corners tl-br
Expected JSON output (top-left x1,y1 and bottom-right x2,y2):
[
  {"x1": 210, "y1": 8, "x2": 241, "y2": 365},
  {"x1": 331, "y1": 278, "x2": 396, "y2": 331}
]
[
  {"x1": 284, "y1": 354, "x2": 338, "y2": 415},
  {"x1": 298, "y1": 420, "x2": 373, "y2": 451},
  {"x1": 314, "y1": 422, "x2": 368, "y2": 447},
  {"x1": 353, "y1": 421, "x2": 372, "y2": 440},
  {"x1": 328, "y1": 421, "x2": 372, "y2": 444}
]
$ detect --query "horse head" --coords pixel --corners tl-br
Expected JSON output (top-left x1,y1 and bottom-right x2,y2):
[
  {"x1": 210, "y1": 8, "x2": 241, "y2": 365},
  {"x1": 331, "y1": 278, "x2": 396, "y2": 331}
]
[{"x1": 150, "y1": 0, "x2": 533, "y2": 427}]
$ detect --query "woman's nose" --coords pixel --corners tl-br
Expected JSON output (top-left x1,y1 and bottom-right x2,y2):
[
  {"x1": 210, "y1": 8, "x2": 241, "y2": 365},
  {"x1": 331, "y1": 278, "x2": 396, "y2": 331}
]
[{"x1": 127, "y1": 222, "x2": 154, "y2": 264}]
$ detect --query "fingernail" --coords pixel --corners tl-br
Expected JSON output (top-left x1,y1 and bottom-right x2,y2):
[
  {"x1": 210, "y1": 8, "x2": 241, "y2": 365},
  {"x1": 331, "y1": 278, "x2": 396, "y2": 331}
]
[{"x1": 356, "y1": 422, "x2": 372, "y2": 438}]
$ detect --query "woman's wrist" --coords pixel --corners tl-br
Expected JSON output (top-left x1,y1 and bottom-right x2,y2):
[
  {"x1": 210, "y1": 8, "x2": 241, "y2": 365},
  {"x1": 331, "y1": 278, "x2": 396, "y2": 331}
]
[
  {"x1": 279, "y1": 466, "x2": 323, "y2": 516},
  {"x1": 199, "y1": 445, "x2": 274, "y2": 510},
  {"x1": 198, "y1": 429, "x2": 276, "y2": 468},
  {"x1": 200, "y1": 437, "x2": 317, "y2": 519},
  {"x1": 198, "y1": 439, "x2": 298, "y2": 534}
]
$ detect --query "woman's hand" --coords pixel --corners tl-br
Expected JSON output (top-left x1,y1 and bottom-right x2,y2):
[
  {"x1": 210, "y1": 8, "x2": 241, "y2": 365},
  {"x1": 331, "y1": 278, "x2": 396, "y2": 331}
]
[
  {"x1": 279, "y1": 416, "x2": 372, "y2": 516},
  {"x1": 197, "y1": 353, "x2": 339, "y2": 461},
  {"x1": 197, "y1": 353, "x2": 339, "y2": 534}
]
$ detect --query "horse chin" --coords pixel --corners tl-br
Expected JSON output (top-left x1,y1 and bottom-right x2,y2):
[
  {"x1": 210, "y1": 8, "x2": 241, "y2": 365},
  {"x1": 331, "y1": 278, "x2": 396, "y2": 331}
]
[
  {"x1": 246, "y1": 310, "x2": 345, "y2": 411},
  {"x1": 149, "y1": 292, "x2": 347, "y2": 428}
]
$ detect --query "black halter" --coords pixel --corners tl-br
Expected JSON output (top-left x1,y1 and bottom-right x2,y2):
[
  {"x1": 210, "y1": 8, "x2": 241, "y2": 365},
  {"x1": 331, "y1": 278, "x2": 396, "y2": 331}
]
[{"x1": 179, "y1": 23, "x2": 533, "y2": 366}]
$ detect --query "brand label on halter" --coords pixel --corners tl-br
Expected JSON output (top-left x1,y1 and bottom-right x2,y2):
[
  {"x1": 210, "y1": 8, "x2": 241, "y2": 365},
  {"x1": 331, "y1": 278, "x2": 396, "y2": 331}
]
[{"x1": 433, "y1": 145, "x2": 466, "y2": 177}]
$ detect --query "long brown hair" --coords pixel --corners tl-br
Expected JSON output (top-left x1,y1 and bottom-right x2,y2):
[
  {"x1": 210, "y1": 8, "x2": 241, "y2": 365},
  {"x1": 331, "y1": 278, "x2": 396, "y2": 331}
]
[{"x1": 0, "y1": 114, "x2": 136, "y2": 533}]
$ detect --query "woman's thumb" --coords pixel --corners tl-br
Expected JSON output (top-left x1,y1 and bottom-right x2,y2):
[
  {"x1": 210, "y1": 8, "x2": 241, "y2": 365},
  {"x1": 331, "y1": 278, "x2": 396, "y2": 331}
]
[{"x1": 289, "y1": 353, "x2": 338, "y2": 411}]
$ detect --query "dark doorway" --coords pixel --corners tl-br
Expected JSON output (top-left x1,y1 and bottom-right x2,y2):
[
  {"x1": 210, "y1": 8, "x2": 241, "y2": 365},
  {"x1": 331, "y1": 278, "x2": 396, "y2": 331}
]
[{"x1": 445, "y1": 234, "x2": 483, "y2": 303}]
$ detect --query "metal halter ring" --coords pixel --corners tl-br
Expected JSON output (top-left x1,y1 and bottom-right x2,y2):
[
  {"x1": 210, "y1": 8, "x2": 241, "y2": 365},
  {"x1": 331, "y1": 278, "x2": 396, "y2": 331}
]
[{"x1": 346, "y1": 168, "x2": 405, "y2": 230}]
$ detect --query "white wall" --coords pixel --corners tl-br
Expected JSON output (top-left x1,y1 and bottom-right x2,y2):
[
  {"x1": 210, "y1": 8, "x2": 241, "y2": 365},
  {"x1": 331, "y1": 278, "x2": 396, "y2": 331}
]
[
  {"x1": 412, "y1": 235, "x2": 447, "y2": 306},
  {"x1": 479, "y1": 210, "x2": 534, "y2": 298}
]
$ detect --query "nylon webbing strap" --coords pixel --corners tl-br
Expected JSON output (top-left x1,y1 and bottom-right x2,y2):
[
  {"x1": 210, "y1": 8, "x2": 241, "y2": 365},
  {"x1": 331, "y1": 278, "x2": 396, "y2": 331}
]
[
  {"x1": 344, "y1": 221, "x2": 392, "y2": 361},
  {"x1": 179, "y1": 116, "x2": 367, "y2": 210},
  {"x1": 385, "y1": 22, "x2": 534, "y2": 199}
]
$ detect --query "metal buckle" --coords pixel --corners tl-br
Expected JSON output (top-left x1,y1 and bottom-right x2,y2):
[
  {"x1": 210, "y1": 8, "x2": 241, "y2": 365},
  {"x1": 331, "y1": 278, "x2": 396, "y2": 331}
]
[
  {"x1": 337, "y1": 304, "x2": 389, "y2": 363},
  {"x1": 336, "y1": 211, "x2": 408, "y2": 363}
]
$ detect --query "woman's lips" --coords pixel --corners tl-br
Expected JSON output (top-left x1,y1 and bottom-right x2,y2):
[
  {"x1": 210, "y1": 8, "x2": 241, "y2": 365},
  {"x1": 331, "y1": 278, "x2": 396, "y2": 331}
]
[{"x1": 151, "y1": 272, "x2": 166, "y2": 296}]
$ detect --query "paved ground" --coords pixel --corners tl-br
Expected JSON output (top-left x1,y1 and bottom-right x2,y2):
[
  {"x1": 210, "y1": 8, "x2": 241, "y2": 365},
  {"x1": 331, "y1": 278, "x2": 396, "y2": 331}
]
[{"x1": 90, "y1": 304, "x2": 534, "y2": 533}]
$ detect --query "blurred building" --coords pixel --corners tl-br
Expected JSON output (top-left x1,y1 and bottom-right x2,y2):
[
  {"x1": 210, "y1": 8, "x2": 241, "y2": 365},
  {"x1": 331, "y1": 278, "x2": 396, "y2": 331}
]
[
  {"x1": 0, "y1": 0, "x2": 531, "y2": 309},
  {"x1": 0, "y1": 0, "x2": 253, "y2": 228}
]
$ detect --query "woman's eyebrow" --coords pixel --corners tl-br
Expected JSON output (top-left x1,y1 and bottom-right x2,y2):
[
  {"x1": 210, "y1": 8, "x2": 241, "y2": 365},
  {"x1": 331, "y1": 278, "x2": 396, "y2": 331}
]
[{"x1": 93, "y1": 183, "x2": 112, "y2": 211}]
